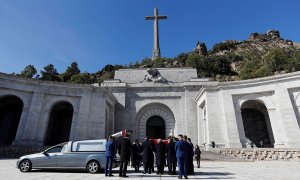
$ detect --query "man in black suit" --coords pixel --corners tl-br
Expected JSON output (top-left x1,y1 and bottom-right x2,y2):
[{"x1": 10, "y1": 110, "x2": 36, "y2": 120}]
[
  {"x1": 166, "y1": 138, "x2": 176, "y2": 175},
  {"x1": 155, "y1": 139, "x2": 166, "y2": 175},
  {"x1": 142, "y1": 137, "x2": 155, "y2": 174},
  {"x1": 118, "y1": 134, "x2": 131, "y2": 177}
]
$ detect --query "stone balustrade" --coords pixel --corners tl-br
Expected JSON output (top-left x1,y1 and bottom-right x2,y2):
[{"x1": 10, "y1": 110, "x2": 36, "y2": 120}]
[{"x1": 215, "y1": 148, "x2": 300, "y2": 161}]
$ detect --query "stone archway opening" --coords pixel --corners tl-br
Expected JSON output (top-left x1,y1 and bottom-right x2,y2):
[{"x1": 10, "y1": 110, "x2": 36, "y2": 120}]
[
  {"x1": 44, "y1": 101, "x2": 74, "y2": 146},
  {"x1": 136, "y1": 103, "x2": 175, "y2": 140},
  {"x1": 0, "y1": 95, "x2": 23, "y2": 145},
  {"x1": 241, "y1": 100, "x2": 274, "y2": 148},
  {"x1": 146, "y1": 116, "x2": 166, "y2": 139}
]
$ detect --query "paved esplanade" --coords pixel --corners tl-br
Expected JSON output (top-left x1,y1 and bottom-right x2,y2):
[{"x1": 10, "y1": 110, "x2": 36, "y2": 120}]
[
  {"x1": 145, "y1": 8, "x2": 167, "y2": 60},
  {"x1": 2, "y1": 159, "x2": 300, "y2": 180}
]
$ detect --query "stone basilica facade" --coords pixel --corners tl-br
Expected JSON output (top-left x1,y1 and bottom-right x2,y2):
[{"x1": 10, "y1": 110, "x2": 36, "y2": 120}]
[{"x1": 1, "y1": 68, "x2": 300, "y2": 149}]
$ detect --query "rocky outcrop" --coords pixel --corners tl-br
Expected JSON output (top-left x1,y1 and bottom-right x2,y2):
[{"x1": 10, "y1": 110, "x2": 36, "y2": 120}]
[
  {"x1": 210, "y1": 30, "x2": 298, "y2": 57},
  {"x1": 193, "y1": 41, "x2": 208, "y2": 56}
]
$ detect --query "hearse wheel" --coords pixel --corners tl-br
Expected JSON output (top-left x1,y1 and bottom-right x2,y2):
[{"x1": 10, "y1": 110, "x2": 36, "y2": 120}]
[
  {"x1": 87, "y1": 160, "x2": 100, "y2": 174},
  {"x1": 19, "y1": 159, "x2": 32, "y2": 172}
]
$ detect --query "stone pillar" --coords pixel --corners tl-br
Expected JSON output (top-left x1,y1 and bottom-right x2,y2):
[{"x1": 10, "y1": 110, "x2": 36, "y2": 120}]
[
  {"x1": 266, "y1": 109, "x2": 285, "y2": 147},
  {"x1": 19, "y1": 91, "x2": 45, "y2": 144},
  {"x1": 71, "y1": 91, "x2": 92, "y2": 140},
  {"x1": 184, "y1": 87, "x2": 199, "y2": 144},
  {"x1": 196, "y1": 104, "x2": 206, "y2": 148},
  {"x1": 234, "y1": 108, "x2": 247, "y2": 147},
  {"x1": 85, "y1": 92, "x2": 106, "y2": 139},
  {"x1": 220, "y1": 91, "x2": 242, "y2": 148},
  {"x1": 205, "y1": 91, "x2": 227, "y2": 148},
  {"x1": 13, "y1": 107, "x2": 30, "y2": 144},
  {"x1": 274, "y1": 85, "x2": 300, "y2": 148}
]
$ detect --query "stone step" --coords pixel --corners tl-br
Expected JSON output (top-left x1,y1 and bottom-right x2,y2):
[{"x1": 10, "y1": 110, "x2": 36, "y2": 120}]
[{"x1": 200, "y1": 150, "x2": 249, "y2": 162}]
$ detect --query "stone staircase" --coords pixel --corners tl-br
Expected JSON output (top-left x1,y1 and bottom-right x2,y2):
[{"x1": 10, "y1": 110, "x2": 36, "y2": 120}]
[{"x1": 200, "y1": 150, "x2": 249, "y2": 162}]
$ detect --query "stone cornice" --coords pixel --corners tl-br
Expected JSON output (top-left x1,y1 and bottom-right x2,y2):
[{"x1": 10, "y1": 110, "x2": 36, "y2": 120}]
[
  {"x1": 218, "y1": 71, "x2": 300, "y2": 89},
  {"x1": 0, "y1": 72, "x2": 104, "y2": 90}
]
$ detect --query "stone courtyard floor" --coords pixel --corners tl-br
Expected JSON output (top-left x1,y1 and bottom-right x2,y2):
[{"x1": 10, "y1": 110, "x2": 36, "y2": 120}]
[{"x1": 1, "y1": 159, "x2": 300, "y2": 180}]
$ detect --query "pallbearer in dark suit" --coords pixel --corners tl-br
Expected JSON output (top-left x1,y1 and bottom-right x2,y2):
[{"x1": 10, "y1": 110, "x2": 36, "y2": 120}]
[
  {"x1": 155, "y1": 139, "x2": 166, "y2": 174},
  {"x1": 142, "y1": 137, "x2": 154, "y2": 174},
  {"x1": 131, "y1": 139, "x2": 141, "y2": 172},
  {"x1": 105, "y1": 136, "x2": 115, "y2": 176},
  {"x1": 118, "y1": 134, "x2": 131, "y2": 177},
  {"x1": 166, "y1": 138, "x2": 176, "y2": 175}
]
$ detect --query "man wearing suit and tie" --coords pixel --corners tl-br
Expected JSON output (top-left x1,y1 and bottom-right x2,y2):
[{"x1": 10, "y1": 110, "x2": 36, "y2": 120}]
[
  {"x1": 118, "y1": 134, "x2": 132, "y2": 177},
  {"x1": 105, "y1": 136, "x2": 115, "y2": 177},
  {"x1": 175, "y1": 134, "x2": 189, "y2": 179}
]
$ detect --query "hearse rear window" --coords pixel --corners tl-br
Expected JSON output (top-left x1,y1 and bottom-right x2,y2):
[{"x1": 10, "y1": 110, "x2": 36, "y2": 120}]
[{"x1": 72, "y1": 140, "x2": 106, "y2": 152}]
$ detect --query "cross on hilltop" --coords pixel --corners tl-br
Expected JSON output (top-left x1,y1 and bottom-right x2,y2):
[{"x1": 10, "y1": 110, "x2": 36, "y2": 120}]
[{"x1": 145, "y1": 8, "x2": 167, "y2": 60}]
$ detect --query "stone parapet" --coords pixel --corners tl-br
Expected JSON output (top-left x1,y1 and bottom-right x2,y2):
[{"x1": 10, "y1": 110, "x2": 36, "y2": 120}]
[
  {"x1": 214, "y1": 148, "x2": 300, "y2": 161},
  {"x1": 0, "y1": 145, "x2": 49, "y2": 158}
]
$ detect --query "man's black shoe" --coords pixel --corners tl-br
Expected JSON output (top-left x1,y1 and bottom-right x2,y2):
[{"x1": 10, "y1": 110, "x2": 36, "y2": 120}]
[
  {"x1": 184, "y1": 176, "x2": 189, "y2": 179},
  {"x1": 108, "y1": 174, "x2": 114, "y2": 176},
  {"x1": 123, "y1": 175, "x2": 129, "y2": 177},
  {"x1": 178, "y1": 176, "x2": 182, "y2": 179}
]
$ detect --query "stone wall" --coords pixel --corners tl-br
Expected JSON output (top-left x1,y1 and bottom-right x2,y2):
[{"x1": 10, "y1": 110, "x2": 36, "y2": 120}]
[
  {"x1": 0, "y1": 145, "x2": 49, "y2": 158},
  {"x1": 217, "y1": 148, "x2": 300, "y2": 161}
]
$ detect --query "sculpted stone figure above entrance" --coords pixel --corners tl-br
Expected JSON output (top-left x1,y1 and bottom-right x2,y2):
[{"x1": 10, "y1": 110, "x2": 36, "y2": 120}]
[{"x1": 141, "y1": 68, "x2": 167, "y2": 83}]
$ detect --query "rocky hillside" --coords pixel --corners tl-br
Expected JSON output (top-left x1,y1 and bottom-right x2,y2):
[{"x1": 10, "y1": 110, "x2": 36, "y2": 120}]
[
  {"x1": 195, "y1": 30, "x2": 300, "y2": 58},
  {"x1": 190, "y1": 29, "x2": 300, "y2": 81}
]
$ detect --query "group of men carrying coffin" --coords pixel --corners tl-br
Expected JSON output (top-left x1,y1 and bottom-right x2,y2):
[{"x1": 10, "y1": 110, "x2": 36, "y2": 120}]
[{"x1": 105, "y1": 131, "x2": 202, "y2": 179}]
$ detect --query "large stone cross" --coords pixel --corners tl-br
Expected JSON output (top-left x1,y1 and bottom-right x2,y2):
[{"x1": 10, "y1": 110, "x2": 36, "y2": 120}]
[{"x1": 145, "y1": 8, "x2": 167, "y2": 60}]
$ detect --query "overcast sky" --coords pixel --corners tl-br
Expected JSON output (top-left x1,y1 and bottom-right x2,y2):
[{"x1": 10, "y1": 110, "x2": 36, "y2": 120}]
[{"x1": 0, "y1": 0, "x2": 300, "y2": 74}]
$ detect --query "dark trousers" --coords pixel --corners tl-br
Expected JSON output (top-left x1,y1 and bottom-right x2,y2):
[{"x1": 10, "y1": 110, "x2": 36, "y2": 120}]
[
  {"x1": 177, "y1": 157, "x2": 188, "y2": 178},
  {"x1": 105, "y1": 157, "x2": 113, "y2": 175},
  {"x1": 156, "y1": 164, "x2": 164, "y2": 174},
  {"x1": 133, "y1": 163, "x2": 140, "y2": 172},
  {"x1": 188, "y1": 158, "x2": 194, "y2": 174},
  {"x1": 196, "y1": 158, "x2": 200, "y2": 168},
  {"x1": 119, "y1": 160, "x2": 128, "y2": 176},
  {"x1": 168, "y1": 162, "x2": 176, "y2": 175},
  {"x1": 143, "y1": 162, "x2": 152, "y2": 173}
]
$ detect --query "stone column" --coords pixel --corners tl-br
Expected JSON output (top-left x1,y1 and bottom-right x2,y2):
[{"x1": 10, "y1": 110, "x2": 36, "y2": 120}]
[
  {"x1": 71, "y1": 91, "x2": 92, "y2": 140},
  {"x1": 267, "y1": 108, "x2": 286, "y2": 147},
  {"x1": 184, "y1": 87, "x2": 199, "y2": 144},
  {"x1": 274, "y1": 85, "x2": 300, "y2": 148},
  {"x1": 13, "y1": 107, "x2": 30, "y2": 144},
  {"x1": 85, "y1": 91, "x2": 106, "y2": 140},
  {"x1": 205, "y1": 91, "x2": 227, "y2": 148},
  {"x1": 234, "y1": 108, "x2": 247, "y2": 146},
  {"x1": 220, "y1": 91, "x2": 242, "y2": 148},
  {"x1": 20, "y1": 90, "x2": 45, "y2": 145}
]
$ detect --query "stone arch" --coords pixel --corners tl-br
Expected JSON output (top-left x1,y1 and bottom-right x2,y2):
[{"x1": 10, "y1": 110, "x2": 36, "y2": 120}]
[
  {"x1": 36, "y1": 96, "x2": 79, "y2": 144},
  {"x1": 44, "y1": 100, "x2": 74, "y2": 146},
  {"x1": 240, "y1": 100, "x2": 275, "y2": 147},
  {"x1": 0, "y1": 93, "x2": 29, "y2": 109},
  {"x1": 234, "y1": 93, "x2": 276, "y2": 147},
  {"x1": 136, "y1": 103, "x2": 175, "y2": 140},
  {"x1": 43, "y1": 96, "x2": 79, "y2": 112},
  {"x1": 235, "y1": 93, "x2": 276, "y2": 111},
  {"x1": 0, "y1": 95, "x2": 23, "y2": 144}
]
